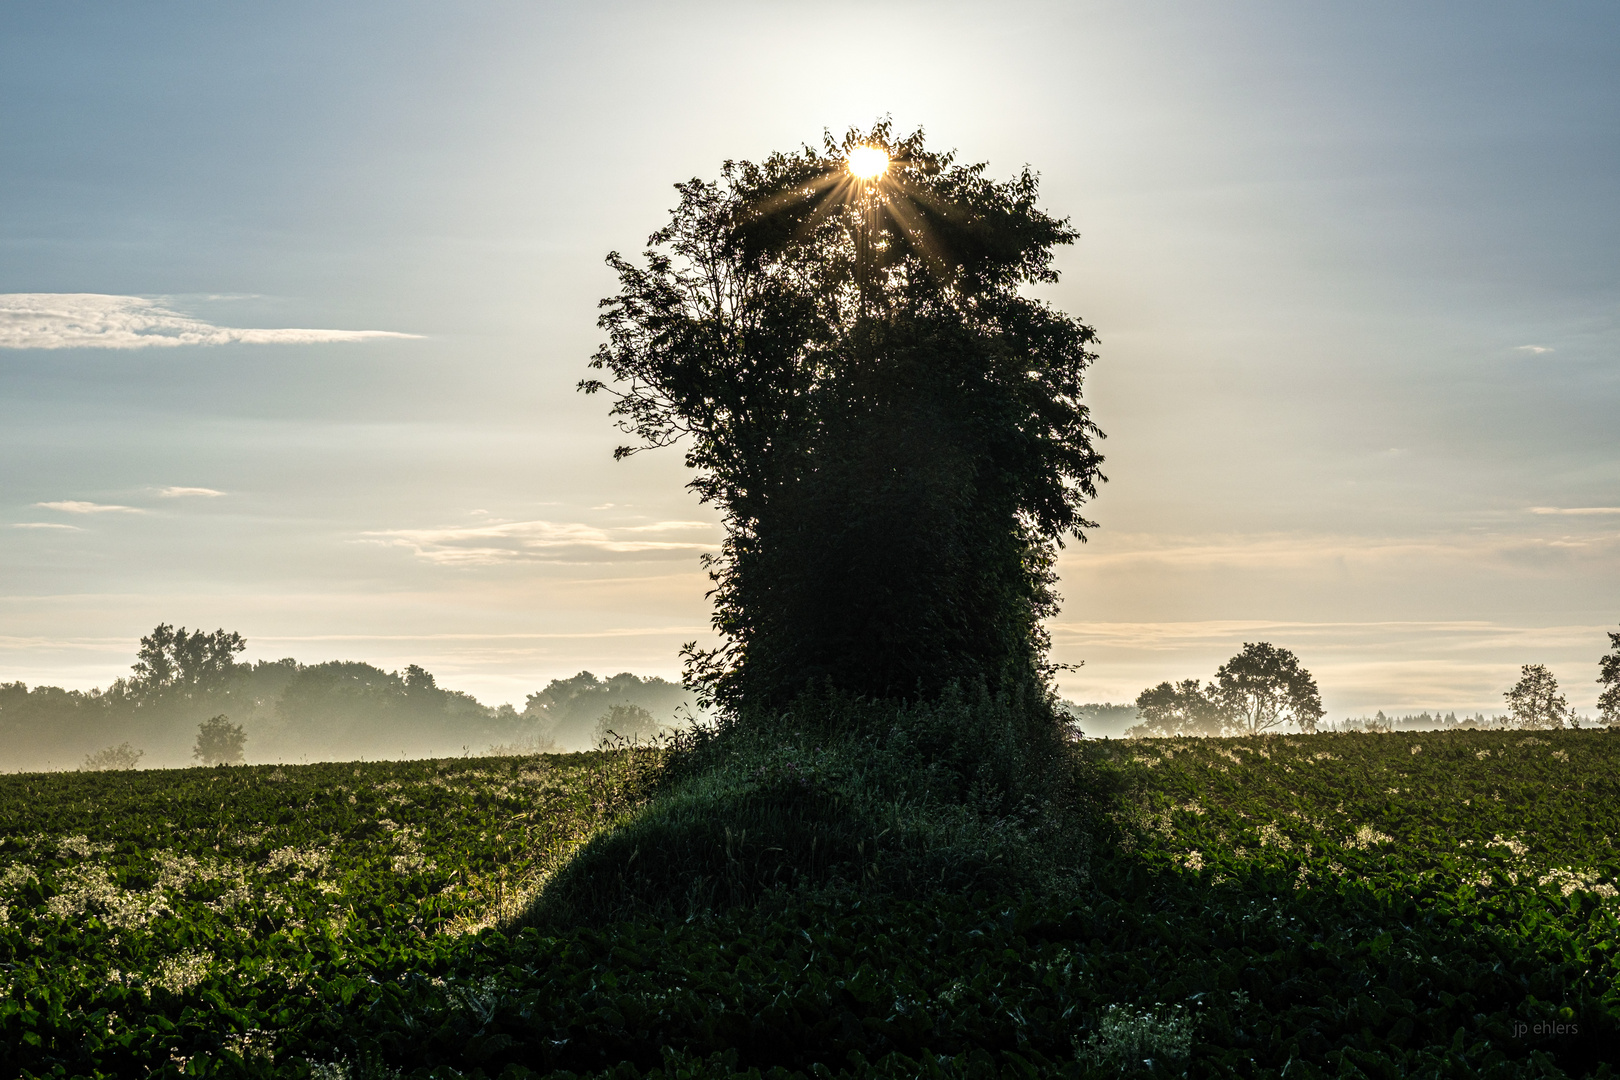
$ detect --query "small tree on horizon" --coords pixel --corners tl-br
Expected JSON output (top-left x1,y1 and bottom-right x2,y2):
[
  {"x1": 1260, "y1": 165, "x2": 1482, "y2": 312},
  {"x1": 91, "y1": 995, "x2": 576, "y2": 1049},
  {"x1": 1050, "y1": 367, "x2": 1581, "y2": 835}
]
[
  {"x1": 1598, "y1": 626, "x2": 1620, "y2": 727},
  {"x1": 82, "y1": 742, "x2": 144, "y2": 771},
  {"x1": 1210, "y1": 643, "x2": 1325, "y2": 735},
  {"x1": 1504, "y1": 664, "x2": 1571, "y2": 730},
  {"x1": 193, "y1": 714, "x2": 247, "y2": 766},
  {"x1": 1128, "y1": 679, "x2": 1226, "y2": 737},
  {"x1": 595, "y1": 703, "x2": 661, "y2": 745}
]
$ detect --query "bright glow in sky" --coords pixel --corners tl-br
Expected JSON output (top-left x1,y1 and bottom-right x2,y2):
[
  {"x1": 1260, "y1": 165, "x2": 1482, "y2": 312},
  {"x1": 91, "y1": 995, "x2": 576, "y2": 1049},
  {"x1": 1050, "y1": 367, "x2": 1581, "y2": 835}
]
[
  {"x1": 846, "y1": 147, "x2": 890, "y2": 180},
  {"x1": 2, "y1": 1, "x2": 1617, "y2": 718}
]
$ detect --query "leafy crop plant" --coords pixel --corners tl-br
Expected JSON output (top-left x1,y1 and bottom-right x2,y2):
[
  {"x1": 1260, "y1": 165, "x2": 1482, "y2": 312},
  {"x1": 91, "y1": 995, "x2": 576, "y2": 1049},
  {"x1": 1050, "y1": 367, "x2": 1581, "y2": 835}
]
[{"x1": 0, "y1": 727, "x2": 1613, "y2": 1077}]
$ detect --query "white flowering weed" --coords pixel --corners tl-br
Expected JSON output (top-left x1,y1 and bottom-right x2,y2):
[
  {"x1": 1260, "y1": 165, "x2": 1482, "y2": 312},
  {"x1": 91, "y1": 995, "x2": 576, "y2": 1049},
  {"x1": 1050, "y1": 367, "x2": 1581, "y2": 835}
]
[{"x1": 1077, "y1": 1003, "x2": 1194, "y2": 1064}]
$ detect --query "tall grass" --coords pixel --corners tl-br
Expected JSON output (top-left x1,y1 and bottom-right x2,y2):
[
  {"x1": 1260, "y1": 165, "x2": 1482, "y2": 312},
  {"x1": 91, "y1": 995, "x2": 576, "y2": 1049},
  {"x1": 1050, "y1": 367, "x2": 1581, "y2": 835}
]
[{"x1": 518, "y1": 679, "x2": 1097, "y2": 928}]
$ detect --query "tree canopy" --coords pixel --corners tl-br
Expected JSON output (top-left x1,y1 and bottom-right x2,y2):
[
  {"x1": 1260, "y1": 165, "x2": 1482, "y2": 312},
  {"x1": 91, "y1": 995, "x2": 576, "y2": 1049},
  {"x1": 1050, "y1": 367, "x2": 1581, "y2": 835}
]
[
  {"x1": 1126, "y1": 644, "x2": 1322, "y2": 737},
  {"x1": 192, "y1": 714, "x2": 246, "y2": 766},
  {"x1": 584, "y1": 123, "x2": 1106, "y2": 709},
  {"x1": 1130, "y1": 679, "x2": 1226, "y2": 737},
  {"x1": 1504, "y1": 663, "x2": 1572, "y2": 730},
  {"x1": 130, "y1": 623, "x2": 245, "y2": 699},
  {"x1": 1599, "y1": 627, "x2": 1620, "y2": 727},
  {"x1": 1210, "y1": 643, "x2": 1325, "y2": 735}
]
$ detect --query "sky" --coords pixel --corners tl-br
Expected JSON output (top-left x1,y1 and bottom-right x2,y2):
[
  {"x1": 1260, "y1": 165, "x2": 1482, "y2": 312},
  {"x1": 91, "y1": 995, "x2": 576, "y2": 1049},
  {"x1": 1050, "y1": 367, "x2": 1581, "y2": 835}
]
[{"x1": 2, "y1": 1, "x2": 1617, "y2": 722}]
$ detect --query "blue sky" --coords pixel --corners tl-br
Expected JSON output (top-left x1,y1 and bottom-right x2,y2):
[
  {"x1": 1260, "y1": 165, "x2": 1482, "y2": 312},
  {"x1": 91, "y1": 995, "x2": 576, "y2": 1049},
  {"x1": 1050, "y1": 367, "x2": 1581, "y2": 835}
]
[{"x1": 2, "y1": 1, "x2": 1617, "y2": 718}]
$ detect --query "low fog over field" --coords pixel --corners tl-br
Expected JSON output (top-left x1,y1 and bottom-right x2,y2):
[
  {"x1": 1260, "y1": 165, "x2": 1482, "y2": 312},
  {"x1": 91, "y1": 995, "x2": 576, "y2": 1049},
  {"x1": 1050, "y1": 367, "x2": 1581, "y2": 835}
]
[{"x1": 0, "y1": 624, "x2": 696, "y2": 771}]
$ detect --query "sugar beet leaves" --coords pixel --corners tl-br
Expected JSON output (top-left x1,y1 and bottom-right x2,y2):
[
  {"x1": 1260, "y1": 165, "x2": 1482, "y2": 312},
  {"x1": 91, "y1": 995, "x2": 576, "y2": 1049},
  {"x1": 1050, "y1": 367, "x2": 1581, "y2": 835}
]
[{"x1": 583, "y1": 122, "x2": 1106, "y2": 710}]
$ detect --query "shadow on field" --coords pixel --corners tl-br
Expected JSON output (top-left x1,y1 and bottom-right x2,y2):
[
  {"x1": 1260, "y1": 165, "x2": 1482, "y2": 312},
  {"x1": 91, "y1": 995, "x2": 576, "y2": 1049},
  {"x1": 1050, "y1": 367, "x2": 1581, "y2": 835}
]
[
  {"x1": 365, "y1": 832, "x2": 1618, "y2": 1079},
  {"x1": 514, "y1": 682, "x2": 1088, "y2": 930},
  {"x1": 470, "y1": 721, "x2": 1620, "y2": 1078}
]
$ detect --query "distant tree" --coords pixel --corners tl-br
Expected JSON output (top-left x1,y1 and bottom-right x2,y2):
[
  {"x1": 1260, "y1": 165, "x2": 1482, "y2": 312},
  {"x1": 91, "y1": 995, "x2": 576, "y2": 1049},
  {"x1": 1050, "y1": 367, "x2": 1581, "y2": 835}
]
[
  {"x1": 595, "y1": 703, "x2": 661, "y2": 744},
  {"x1": 1599, "y1": 627, "x2": 1620, "y2": 727},
  {"x1": 583, "y1": 122, "x2": 1105, "y2": 710},
  {"x1": 131, "y1": 623, "x2": 246, "y2": 698},
  {"x1": 1127, "y1": 680, "x2": 1226, "y2": 737},
  {"x1": 1210, "y1": 643, "x2": 1325, "y2": 735},
  {"x1": 522, "y1": 672, "x2": 692, "y2": 748},
  {"x1": 193, "y1": 714, "x2": 246, "y2": 765},
  {"x1": 1504, "y1": 664, "x2": 1571, "y2": 730},
  {"x1": 485, "y1": 733, "x2": 559, "y2": 757},
  {"x1": 403, "y1": 664, "x2": 437, "y2": 693},
  {"x1": 81, "y1": 742, "x2": 143, "y2": 771},
  {"x1": 269, "y1": 660, "x2": 497, "y2": 759}
]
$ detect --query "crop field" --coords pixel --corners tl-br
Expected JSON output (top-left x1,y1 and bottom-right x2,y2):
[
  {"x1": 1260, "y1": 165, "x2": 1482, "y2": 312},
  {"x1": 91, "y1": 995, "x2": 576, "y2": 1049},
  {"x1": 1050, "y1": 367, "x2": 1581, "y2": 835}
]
[{"x1": 1, "y1": 728, "x2": 1617, "y2": 1078}]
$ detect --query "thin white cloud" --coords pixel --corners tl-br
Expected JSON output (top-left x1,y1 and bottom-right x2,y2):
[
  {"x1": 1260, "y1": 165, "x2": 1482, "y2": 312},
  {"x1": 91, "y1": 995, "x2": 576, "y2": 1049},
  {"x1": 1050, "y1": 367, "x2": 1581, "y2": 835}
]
[
  {"x1": 157, "y1": 486, "x2": 226, "y2": 498},
  {"x1": 0, "y1": 294, "x2": 421, "y2": 350},
  {"x1": 1515, "y1": 345, "x2": 1553, "y2": 354},
  {"x1": 255, "y1": 627, "x2": 707, "y2": 642},
  {"x1": 12, "y1": 522, "x2": 82, "y2": 530},
  {"x1": 35, "y1": 500, "x2": 144, "y2": 514},
  {"x1": 362, "y1": 519, "x2": 719, "y2": 565},
  {"x1": 1047, "y1": 618, "x2": 1609, "y2": 654},
  {"x1": 1529, "y1": 506, "x2": 1620, "y2": 515},
  {"x1": 617, "y1": 520, "x2": 715, "y2": 533},
  {"x1": 1055, "y1": 529, "x2": 1620, "y2": 572}
]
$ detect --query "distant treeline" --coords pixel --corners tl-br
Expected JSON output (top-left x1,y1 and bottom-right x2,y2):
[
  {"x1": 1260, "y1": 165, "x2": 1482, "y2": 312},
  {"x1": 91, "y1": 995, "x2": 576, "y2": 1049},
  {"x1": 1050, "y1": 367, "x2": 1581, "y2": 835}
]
[
  {"x1": 0, "y1": 624, "x2": 695, "y2": 772},
  {"x1": 1328, "y1": 711, "x2": 1496, "y2": 733},
  {"x1": 1066, "y1": 705, "x2": 1532, "y2": 739}
]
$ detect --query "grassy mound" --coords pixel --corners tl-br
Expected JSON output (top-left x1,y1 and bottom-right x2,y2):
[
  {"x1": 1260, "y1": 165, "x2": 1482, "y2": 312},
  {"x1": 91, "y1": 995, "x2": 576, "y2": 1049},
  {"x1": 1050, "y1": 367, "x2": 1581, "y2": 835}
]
[{"x1": 520, "y1": 682, "x2": 1095, "y2": 927}]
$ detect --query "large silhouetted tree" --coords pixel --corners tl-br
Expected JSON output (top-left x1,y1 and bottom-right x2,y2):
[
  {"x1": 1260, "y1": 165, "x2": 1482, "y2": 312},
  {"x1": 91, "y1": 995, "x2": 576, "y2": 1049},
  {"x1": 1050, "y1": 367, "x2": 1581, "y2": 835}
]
[{"x1": 584, "y1": 123, "x2": 1105, "y2": 709}]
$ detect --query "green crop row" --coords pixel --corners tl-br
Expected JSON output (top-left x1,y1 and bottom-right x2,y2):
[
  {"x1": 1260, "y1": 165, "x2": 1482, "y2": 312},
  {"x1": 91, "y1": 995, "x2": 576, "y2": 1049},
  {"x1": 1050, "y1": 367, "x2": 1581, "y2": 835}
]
[{"x1": 1, "y1": 729, "x2": 1616, "y2": 1078}]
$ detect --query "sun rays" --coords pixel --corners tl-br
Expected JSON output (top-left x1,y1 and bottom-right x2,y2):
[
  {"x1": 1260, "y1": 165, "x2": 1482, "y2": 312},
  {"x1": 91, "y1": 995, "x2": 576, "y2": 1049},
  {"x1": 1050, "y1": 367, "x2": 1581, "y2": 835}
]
[{"x1": 738, "y1": 134, "x2": 967, "y2": 302}]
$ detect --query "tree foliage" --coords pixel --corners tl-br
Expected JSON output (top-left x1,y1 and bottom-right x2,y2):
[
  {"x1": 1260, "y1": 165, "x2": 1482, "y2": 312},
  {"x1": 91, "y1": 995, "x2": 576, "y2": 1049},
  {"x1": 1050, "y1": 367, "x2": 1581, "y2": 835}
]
[
  {"x1": 1599, "y1": 627, "x2": 1620, "y2": 727},
  {"x1": 1129, "y1": 679, "x2": 1226, "y2": 737},
  {"x1": 1210, "y1": 642, "x2": 1325, "y2": 735},
  {"x1": 130, "y1": 623, "x2": 245, "y2": 699},
  {"x1": 80, "y1": 742, "x2": 143, "y2": 771},
  {"x1": 522, "y1": 672, "x2": 693, "y2": 749},
  {"x1": 1504, "y1": 663, "x2": 1571, "y2": 730},
  {"x1": 2, "y1": 628, "x2": 696, "y2": 769},
  {"x1": 594, "y1": 703, "x2": 661, "y2": 744},
  {"x1": 583, "y1": 123, "x2": 1105, "y2": 709},
  {"x1": 192, "y1": 714, "x2": 246, "y2": 766}
]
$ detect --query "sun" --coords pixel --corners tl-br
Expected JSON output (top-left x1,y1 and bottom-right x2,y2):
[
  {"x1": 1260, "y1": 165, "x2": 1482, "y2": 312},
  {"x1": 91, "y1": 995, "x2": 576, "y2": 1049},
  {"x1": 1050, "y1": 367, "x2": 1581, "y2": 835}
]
[{"x1": 846, "y1": 146, "x2": 889, "y2": 180}]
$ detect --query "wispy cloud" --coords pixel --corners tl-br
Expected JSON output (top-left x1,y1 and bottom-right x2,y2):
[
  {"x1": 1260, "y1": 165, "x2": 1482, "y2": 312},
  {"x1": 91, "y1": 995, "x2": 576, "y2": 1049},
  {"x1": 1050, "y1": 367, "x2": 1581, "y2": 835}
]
[
  {"x1": 35, "y1": 500, "x2": 144, "y2": 514},
  {"x1": 1529, "y1": 506, "x2": 1620, "y2": 516},
  {"x1": 1048, "y1": 618, "x2": 1609, "y2": 654},
  {"x1": 1515, "y1": 344, "x2": 1554, "y2": 354},
  {"x1": 157, "y1": 486, "x2": 225, "y2": 498},
  {"x1": 362, "y1": 519, "x2": 719, "y2": 565},
  {"x1": 11, "y1": 522, "x2": 82, "y2": 530},
  {"x1": 0, "y1": 294, "x2": 421, "y2": 350},
  {"x1": 1056, "y1": 529, "x2": 1620, "y2": 573}
]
